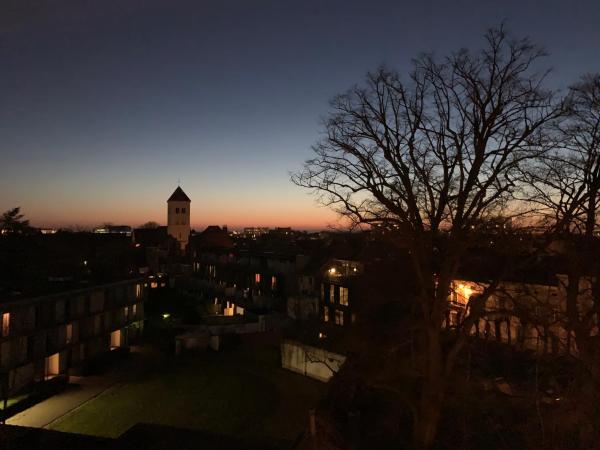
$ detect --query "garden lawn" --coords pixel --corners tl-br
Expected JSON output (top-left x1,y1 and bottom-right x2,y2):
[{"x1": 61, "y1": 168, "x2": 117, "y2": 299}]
[{"x1": 49, "y1": 344, "x2": 326, "y2": 443}]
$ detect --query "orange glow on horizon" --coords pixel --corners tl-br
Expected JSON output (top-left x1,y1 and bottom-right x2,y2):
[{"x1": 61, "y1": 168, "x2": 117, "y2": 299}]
[{"x1": 25, "y1": 204, "x2": 342, "y2": 231}]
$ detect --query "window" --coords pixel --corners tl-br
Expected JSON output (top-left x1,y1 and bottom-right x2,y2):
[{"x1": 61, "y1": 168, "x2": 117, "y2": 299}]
[
  {"x1": 175, "y1": 207, "x2": 180, "y2": 214},
  {"x1": 323, "y1": 306, "x2": 329, "y2": 322},
  {"x1": 136, "y1": 284, "x2": 142, "y2": 299},
  {"x1": 182, "y1": 207, "x2": 186, "y2": 214},
  {"x1": 335, "y1": 310, "x2": 344, "y2": 326},
  {"x1": 271, "y1": 276, "x2": 277, "y2": 290},
  {"x1": 339, "y1": 287, "x2": 349, "y2": 306},
  {"x1": 330, "y1": 285, "x2": 335, "y2": 303},
  {"x1": 132, "y1": 304, "x2": 138, "y2": 317},
  {"x1": 2, "y1": 312, "x2": 9, "y2": 337},
  {"x1": 255, "y1": 273, "x2": 261, "y2": 284},
  {"x1": 320, "y1": 284, "x2": 325, "y2": 301},
  {"x1": 66, "y1": 323, "x2": 73, "y2": 344}
]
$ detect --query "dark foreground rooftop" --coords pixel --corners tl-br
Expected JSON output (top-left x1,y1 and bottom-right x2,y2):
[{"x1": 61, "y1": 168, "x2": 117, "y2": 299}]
[{"x1": 0, "y1": 423, "x2": 284, "y2": 450}]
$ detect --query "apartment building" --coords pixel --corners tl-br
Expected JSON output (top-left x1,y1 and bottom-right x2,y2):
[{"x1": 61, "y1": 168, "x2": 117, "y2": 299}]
[
  {"x1": 0, "y1": 278, "x2": 146, "y2": 396},
  {"x1": 447, "y1": 276, "x2": 579, "y2": 356},
  {"x1": 320, "y1": 258, "x2": 363, "y2": 328}
]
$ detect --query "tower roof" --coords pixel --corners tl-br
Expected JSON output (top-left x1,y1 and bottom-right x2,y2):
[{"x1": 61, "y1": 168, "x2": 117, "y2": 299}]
[{"x1": 167, "y1": 186, "x2": 191, "y2": 202}]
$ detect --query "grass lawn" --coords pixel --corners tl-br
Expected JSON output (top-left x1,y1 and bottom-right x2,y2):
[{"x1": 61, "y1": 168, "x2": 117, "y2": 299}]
[
  {"x1": 49, "y1": 343, "x2": 326, "y2": 443},
  {"x1": 0, "y1": 393, "x2": 30, "y2": 410}
]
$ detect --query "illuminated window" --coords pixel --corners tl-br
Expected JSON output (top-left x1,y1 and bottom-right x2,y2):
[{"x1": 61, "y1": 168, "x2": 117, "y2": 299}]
[
  {"x1": 271, "y1": 276, "x2": 277, "y2": 290},
  {"x1": 335, "y1": 310, "x2": 344, "y2": 326},
  {"x1": 330, "y1": 285, "x2": 335, "y2": 303},
  {"x1": 340, "y1": 287, "x2": 349, "y2": 306},
  {"x1": 66, "y1": 323, "x2": 73, "y2": 344},
  {"x1": 320, "y1": 284, "x2": 325, "y2": 300},
  {"x1": 136, "y1": 284, "x2": 142, "y2": 299},
  {"x1": 132, "y1": 304, "x2": 138, "y2": 317},
  {"x1": 323, "y1": 306, "x2": 329, "y2": 322},
  {"x1": 255, "y1": 273, "x2": 261, "y2": 284},
  {"x1": 1, "y1": 312, "x2": 9, "y2": 337}
]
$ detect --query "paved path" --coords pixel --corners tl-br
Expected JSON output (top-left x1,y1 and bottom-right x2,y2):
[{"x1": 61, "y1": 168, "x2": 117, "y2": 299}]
[
  {"x1": 6, "y1": 346, "x2": 161, "y2": 429},
  {"x1": 6, "y1": 375, "x2": 118, "y2": 428}
]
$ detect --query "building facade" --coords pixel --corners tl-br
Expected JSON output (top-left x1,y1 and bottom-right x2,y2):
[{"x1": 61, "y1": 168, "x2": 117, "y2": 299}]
[
  {"x1": 0, "y1": 279, "x2": 146, "y2": 396},
  {"x1": 447, "y1": 277, "x2": 579, "y2": 356}
]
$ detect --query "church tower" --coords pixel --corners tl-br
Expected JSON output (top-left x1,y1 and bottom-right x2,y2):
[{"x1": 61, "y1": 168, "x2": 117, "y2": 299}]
[{"x1": 167, "y1": 186, "x2": 191, "y2": 251}]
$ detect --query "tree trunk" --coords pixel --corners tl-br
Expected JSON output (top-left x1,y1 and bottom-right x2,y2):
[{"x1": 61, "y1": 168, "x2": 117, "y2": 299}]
[
  {"x1": 414, "y1": 381, "x2": 445, "y2": 449},
  {"x1": 413, "y1": 328, "x2": 445, "y2": 449}
]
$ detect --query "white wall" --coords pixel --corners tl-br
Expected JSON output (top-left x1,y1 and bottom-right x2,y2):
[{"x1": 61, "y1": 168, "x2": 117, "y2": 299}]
[{"x1": 281, "y1": 340, "x2": 346, "y2": 382}]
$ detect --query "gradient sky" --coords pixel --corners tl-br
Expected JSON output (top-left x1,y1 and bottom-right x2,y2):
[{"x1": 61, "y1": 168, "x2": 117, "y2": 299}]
[{"x1": 1, "y1": 0, "x2": 600, "y2": 230}]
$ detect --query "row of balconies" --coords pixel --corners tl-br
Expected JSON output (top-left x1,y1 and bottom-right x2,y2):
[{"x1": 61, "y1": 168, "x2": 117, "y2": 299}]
[
  {"x1": 0, "y1": 281, "x2": 145, "y2": 340},
  {"x1": 0, "y1": 302, "x2": 143, "y2": 370}
]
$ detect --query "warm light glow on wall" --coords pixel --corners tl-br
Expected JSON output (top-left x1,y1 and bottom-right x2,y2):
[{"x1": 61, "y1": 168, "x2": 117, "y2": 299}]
[
  {"x1": 461, "y1": 284, "x2": 473, "y2": 300},
  {"x1": 2, "y1": 312, "x2": 10, "y2": 337}
]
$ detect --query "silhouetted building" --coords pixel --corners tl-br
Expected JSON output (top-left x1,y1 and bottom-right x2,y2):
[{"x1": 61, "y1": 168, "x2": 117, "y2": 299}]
[{"x1": 167, "y1": 187, "x2": 191, "y2": 251}]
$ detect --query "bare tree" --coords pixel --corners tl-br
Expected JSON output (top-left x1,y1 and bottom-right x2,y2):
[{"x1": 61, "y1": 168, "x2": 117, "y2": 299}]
[
  {"x1": 293, "y1": 26, "x2": 564, "y2": 448},
  {"x1": 528, "y1": 74, "x2": 600, "y2": 444},
  {"x1": 140, "y1": 221, "x2": 161, "y2": 229}
]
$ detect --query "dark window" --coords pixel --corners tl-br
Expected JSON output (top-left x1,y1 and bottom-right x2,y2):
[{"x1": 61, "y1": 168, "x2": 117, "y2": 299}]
[
  {"x1": 175, "y1": 207, "x2": 180, "y2": 214},
  {"x1": 182, "y1": 207, "x2": 186, "y2": 213}
]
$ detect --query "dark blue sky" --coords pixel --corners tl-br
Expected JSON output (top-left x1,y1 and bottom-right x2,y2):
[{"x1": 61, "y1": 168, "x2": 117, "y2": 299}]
[{"x1": 1, "y1": 0, "x2": 599, "y2": 229}]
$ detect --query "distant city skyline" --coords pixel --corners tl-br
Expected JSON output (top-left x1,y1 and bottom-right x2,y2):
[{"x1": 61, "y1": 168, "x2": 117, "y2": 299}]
[{"x1": 1, "y1": 0, "x2": 600, "y2": 229}]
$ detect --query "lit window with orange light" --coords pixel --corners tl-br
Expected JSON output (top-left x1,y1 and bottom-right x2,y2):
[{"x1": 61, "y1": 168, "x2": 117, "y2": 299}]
[{"x1": 340, "y1": 287, "x2": 348, "y2": 306}]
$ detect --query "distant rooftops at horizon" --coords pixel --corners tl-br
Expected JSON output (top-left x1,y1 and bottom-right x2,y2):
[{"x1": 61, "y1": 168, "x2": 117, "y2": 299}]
[{"x1": 93, "y1": 225, "x2": 132, "y2": 236}]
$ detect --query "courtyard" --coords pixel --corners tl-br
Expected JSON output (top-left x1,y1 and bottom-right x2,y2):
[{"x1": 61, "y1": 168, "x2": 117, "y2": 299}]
[{"x1": 46, "y1": 342, "x2": 326, "y2": 445}]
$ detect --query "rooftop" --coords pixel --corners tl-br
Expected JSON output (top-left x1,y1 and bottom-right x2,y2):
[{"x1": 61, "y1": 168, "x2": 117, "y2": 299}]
[{"x1": 167, "y1": 187, "x2": 191, "y2": 202}]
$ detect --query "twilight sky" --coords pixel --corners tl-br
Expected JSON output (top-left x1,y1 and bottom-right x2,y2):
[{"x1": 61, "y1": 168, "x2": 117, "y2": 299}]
[{"x1": 1, "y1": 0, "x2": 600, "y2": 230}]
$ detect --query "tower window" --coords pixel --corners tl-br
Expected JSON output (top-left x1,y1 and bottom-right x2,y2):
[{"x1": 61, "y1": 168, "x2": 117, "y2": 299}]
[{"x1": 175, "y1": 208, "x2": 180, "y2": 214}]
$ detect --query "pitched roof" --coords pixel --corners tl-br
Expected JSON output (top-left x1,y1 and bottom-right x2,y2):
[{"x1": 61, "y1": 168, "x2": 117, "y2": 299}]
[
  {"x1": 191, "y1": 226, "x2": 234, "y2": 249},
  {"x1": 167, "y1": 186, "x2": 191, "y2": 202}
]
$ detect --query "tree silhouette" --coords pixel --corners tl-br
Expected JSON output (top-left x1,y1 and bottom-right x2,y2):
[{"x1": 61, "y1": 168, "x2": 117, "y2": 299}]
[
  {"x1": 294, "y1": 26, "x2": 565, "y2": 448},
  {"x1": 140, "y1": 221, "x2": 160, "y2": 229},
  {"x1": 0, "y1": 207, "x2": 31, "y2": 234},
  {"x1": 526, "y1": 74, "x2": 600, "y2": 444}
]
